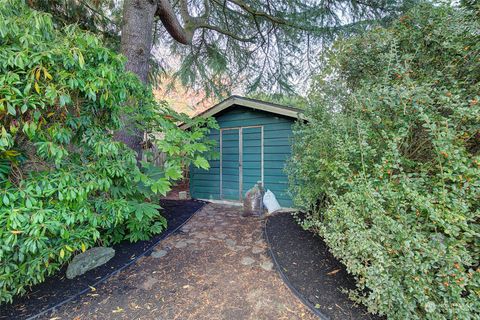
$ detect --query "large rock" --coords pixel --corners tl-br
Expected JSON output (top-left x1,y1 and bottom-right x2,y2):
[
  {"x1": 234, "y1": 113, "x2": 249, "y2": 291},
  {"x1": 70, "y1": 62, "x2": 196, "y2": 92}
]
[{"x1": 66, "y1": 247, "x2": 115, "y2": 279}]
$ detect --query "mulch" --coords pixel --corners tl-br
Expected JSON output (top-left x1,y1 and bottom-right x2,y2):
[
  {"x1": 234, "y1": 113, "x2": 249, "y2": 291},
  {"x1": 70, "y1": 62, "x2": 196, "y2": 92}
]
[
  {"x1": 264, "y1": 212, "x2": 384, "y2": 320},
  {"x1": 0, "y1": 199, "x2": 205, "y2": 320}
]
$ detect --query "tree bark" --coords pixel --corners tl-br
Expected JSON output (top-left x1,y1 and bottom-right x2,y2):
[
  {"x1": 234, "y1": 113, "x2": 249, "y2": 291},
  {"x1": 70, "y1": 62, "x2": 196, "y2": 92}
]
[
  {"x1": 156, "y1": 0, "x2": 194, "y2": 45},
  {"x1": 116, "y1": 0, "x2": 157, "y2": 161}
]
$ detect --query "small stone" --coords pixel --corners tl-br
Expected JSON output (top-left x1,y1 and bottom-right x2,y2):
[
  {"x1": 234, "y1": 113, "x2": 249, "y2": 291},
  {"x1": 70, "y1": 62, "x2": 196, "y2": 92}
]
[
  {"x1": 178, "y1": 191, "x2": 187, "y2": 200},
  {"x1": 193, "y1": 232, "x2": 208, "y2": 239},
  {"x1": 216, "y1": 233, "x2": 227, "y2": 239},
  {"x1": 139, "y1": 276, "x2": 159, "y2": 290},
  {"x1": 252, "y1": 247, "x2": 264, "y2": 254},
  {"x1": 175, "y1": 241, "x2": 187, "y2": 249},
  {"x1": 66, "y1": 247, "x2": 115, "y2": 279},
  {"x1": 151, "y1": 250, "x2": 168, "y2": 258},
  {"x1": 260, "y1": 261, "x2": 273, "y2": 271},
  {"x1": 186, "y1": 239, "x2": 197, "y2": 244},
  {"x1": 241, "y1": 257, "x2": 255, "y2": 265},
  {"x1": 225, "y1": 239, "x2": 236, "y2": 247}
]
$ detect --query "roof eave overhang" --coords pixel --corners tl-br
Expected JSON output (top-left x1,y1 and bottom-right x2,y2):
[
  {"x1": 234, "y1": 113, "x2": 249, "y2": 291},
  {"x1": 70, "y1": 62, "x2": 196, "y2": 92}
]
[{"x1": 180, "y1": 96, "x2": 306, "y2": 130}]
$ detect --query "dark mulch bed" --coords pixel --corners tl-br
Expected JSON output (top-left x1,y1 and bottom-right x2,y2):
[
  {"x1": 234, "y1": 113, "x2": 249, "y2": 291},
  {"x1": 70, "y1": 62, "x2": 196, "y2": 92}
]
[
  {"x1": 265, "y1": 212, "x2": 384, "y2": 320},
  {"x1": 0, "y1": 199, "x2": 205, "y2": 320}
]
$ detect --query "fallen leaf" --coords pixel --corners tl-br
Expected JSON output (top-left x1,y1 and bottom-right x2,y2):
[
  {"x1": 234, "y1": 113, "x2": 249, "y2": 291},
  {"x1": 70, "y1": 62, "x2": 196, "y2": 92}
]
[
  {"x1": 112, "y1": 307, "x2": 124, "y2": 313},
  {"x1": 327, "y1": 269, "x2": 341, "y2": 275},
  {"x1": 89, "y1": 285, "x2": 96, "y2": 292}
]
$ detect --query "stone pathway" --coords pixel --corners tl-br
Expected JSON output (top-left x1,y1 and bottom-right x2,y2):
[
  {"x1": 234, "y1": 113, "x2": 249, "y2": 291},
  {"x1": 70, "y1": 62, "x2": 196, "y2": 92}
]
[{"x1": 45, "y1": 203, "x2": 316, "y2": 320}]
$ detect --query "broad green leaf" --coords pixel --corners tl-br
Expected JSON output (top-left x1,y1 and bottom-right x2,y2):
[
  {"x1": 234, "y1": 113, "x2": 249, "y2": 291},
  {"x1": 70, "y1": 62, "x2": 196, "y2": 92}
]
[{"x1": 193, "y1": 156, "x2": 209, "y2": 170}]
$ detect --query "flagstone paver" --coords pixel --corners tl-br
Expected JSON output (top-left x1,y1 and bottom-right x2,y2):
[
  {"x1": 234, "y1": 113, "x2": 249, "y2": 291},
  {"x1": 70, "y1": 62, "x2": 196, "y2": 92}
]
[{"x1": 44, "y1": 203, "x2": 316, "y2": 320}]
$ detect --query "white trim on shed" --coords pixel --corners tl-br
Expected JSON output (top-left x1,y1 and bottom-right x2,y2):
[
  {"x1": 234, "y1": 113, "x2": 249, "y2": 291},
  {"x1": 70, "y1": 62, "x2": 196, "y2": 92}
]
[{"x1": 180, "y1": 95, "x2": 305, "y2": 129}]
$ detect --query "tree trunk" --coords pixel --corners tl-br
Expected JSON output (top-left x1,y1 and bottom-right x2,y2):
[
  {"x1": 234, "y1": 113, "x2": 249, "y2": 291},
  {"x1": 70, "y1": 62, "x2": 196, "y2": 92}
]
[{"x1": 115, "y1": 0, "x2": 157, "y2": 161}]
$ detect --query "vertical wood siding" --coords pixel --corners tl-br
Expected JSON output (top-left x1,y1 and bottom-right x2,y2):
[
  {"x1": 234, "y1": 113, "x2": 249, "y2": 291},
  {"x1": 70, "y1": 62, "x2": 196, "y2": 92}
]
[
  {"x1": 190, "y1": 130, "x2": 220, "y2": 200},
  {"x1": 190, "y1": 105, "x2": 295, "y2": 207},
  {"x1": 221, "y1": 128, "x2": 240, "y2": 200},
  {"x1": 242, "y1": 126, "x2": 262, "y2": 197}
]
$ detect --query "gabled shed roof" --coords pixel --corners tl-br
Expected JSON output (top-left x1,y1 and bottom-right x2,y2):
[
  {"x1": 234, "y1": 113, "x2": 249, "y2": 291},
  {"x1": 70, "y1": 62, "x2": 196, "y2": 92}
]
[{"x1": 180, "y1": 95, "x2": 304, "y2": 129}]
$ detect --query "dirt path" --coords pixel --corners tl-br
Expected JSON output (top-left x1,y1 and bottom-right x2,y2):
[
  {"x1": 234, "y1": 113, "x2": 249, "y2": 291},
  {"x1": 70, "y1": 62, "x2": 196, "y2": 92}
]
[{"x1": 45, "y1": 203, "x2": 316, "y2": 320}]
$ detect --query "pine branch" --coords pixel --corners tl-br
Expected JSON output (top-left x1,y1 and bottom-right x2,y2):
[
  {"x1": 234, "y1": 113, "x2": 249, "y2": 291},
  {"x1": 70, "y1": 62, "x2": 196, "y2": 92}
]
[
  {"x1": 196, "y1": 23, "x2": 256, "y2": 42},
  {"x1": 156, "y1": 0, "x2": 256, "y2": 44}
]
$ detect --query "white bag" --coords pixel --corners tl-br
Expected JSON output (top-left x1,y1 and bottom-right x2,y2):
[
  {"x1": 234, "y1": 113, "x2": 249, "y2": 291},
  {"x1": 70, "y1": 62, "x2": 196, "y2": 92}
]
[{"x1": 263, "y1": 190, "x2": 281, "y2": 213}]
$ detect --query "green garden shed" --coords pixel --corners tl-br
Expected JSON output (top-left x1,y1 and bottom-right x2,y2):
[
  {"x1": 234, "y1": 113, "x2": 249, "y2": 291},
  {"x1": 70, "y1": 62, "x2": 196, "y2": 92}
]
[{"x1": 184, "y1": 96, "x2": 303, "y2": 208}]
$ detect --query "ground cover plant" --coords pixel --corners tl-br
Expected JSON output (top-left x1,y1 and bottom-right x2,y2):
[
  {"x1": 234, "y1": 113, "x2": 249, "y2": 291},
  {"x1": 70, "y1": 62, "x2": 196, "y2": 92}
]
[
  {"x1": 287, "y1": 2, "x2": 479, "y2": 319},
  {"x1": 0, "y1": 1, "x2": 216, "y2": 304}
]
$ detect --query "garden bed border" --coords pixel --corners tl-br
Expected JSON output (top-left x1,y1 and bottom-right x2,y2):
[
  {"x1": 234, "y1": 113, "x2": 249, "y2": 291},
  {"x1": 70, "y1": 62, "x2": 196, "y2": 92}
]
[{"x1": 263, "y1": 216, "x2": 329, "y2": 320}]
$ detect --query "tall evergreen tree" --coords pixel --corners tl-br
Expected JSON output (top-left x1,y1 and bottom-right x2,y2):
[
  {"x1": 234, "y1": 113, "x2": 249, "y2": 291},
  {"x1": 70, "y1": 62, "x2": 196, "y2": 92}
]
[{"x1": 29, "y1": 0, "x2": 418, "y2": 154}]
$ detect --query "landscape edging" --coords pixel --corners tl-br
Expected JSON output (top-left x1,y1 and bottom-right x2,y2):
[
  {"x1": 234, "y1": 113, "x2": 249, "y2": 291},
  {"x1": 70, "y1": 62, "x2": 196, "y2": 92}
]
[{"x1": 263, "y1": 216, "x2": 330, "y2": 320}]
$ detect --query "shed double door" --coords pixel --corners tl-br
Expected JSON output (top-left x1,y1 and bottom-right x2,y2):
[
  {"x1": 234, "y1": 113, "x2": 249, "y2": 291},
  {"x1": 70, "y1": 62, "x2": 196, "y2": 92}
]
[{"x1": 220, "y1": 126, "x2": 263, "y2": 201}]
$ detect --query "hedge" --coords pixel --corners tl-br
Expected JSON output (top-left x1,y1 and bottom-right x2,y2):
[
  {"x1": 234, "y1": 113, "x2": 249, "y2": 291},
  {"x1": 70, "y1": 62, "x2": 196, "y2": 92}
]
[{"x1": 287, "y1": 3, "x2": 479, "y2": 319}]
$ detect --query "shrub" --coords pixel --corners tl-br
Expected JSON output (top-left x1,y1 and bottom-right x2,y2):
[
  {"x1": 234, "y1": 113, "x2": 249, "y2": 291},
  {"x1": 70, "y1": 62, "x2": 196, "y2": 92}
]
[
  {"x1": 0, "y1": 1, "x2": 216, "y2": 303},
  {"x1": 287, "y1": 3, "x2": 479, "y2": 319}
]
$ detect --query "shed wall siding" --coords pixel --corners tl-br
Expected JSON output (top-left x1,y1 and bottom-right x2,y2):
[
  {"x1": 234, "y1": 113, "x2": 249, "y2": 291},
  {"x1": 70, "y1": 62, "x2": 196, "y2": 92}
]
[
  {"x1": 190, "y1": 129, "x2": 220, "y2": 200},
  {"x1": 190, "y1": 105, "x2": 294, "y2": 207}
]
